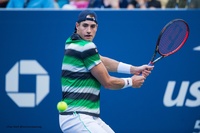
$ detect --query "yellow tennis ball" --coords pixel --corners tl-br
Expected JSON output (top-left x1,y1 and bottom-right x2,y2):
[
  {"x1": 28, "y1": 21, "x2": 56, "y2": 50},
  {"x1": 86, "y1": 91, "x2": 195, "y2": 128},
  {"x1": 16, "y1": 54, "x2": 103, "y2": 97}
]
[{"x1": 57, "y1": 101, "x2": 68, "y2": 112}]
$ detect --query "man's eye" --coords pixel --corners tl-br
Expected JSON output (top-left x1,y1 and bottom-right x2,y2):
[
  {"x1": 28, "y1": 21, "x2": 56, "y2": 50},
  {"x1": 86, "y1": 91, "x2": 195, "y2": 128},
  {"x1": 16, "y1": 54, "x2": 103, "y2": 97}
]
[
  {"x1": 83, "y1": 24, "x2": 88, "y2": 27},
  {"x1": 91, "y1": 25, "x2": 96, "y2": 28}
]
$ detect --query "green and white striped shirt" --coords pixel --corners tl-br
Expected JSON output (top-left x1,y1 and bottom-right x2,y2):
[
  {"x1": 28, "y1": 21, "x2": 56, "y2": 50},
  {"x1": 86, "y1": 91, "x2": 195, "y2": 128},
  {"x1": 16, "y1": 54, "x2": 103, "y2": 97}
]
[{"x1": 61, "y1": 33, "x2": 101, "y2": 117}]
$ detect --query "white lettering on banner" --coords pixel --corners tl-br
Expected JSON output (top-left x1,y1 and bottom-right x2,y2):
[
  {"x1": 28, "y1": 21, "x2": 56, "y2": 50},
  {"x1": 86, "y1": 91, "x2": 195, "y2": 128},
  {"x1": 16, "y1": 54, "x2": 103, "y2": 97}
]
[
  {"x1": 194, "y1": 120, "x2": 200, "y2": 129},
  {"x1": 193, "y1": 120, "x2": 200, "y2": 133},
  {"x1": 186, "y1": 82, "x2": 200, "y2": 107},
  {"x1": 163, "y1": 81, "x2": 200, "y2": 107},
  {"x1": 5, "y1": 60, "x2": 50, "y2": 107}
]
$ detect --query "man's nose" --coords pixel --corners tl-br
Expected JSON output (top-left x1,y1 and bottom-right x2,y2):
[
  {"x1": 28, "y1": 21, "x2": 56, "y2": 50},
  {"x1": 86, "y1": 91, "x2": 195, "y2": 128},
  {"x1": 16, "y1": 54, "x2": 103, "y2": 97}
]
[{"x1": 87, "y1": 27, "x2": 91, "y2": 33}]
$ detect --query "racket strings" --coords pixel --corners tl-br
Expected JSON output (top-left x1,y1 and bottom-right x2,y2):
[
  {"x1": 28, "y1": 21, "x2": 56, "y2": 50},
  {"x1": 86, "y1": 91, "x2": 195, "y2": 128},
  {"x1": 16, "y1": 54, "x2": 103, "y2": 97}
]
[{"x1": 159, "y1": 21, "x2": 188, "y2": 56}]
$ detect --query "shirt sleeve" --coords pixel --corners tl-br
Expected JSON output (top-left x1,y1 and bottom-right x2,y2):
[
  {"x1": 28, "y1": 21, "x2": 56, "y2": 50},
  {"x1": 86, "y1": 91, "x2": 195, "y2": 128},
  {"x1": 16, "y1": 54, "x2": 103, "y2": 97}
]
[{"x1": 81, "y1": 42, "x2": 101, "y2": 70}]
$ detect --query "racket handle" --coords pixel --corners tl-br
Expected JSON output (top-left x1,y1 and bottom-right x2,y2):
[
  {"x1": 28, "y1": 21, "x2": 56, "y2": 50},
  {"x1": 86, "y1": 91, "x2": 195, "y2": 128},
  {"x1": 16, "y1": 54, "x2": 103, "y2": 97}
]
[
  {"x1": 148, "y1": 61, "x2": 154, "y2": 66},
  {"x1": 140, "y1": 62, "x2": 154, "y2": 75}
]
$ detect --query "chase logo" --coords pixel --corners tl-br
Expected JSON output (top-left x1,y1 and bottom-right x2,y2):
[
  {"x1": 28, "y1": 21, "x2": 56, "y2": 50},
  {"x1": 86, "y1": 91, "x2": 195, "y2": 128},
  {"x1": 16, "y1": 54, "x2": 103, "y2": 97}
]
[{"x1": 5, "y1": 60, "x2": 50, "y2": 107}]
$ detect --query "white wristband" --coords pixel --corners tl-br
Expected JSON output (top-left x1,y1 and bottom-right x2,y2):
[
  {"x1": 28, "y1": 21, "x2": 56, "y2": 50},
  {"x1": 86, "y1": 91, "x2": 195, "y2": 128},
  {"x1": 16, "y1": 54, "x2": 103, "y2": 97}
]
[
  {"x1": 121, "y1": 78, "x2": 132, "y2": 89},
  {"x1": 117, "y1": 62, "x2": 131, "y2": 74}
]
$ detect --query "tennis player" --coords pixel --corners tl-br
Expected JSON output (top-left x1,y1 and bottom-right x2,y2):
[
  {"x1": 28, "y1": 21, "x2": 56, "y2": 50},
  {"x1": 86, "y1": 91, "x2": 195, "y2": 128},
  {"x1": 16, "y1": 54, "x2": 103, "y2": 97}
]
[{"x1": 59, "y1": 10, "x2": 154, "y2": 133}]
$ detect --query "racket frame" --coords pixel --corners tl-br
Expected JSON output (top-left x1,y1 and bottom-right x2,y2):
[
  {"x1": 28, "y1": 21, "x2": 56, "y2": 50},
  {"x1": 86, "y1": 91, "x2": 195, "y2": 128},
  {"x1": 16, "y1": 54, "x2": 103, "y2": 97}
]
[{"x1": 149, "y1": 19, "x2": 189, "y2": 65}]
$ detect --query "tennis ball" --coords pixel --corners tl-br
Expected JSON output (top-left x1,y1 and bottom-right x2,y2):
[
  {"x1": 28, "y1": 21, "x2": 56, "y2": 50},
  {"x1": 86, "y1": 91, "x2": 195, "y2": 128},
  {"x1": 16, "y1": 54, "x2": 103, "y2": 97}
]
[{"x1": 57, "y1": 101, "x2": 68, "y2": 112}]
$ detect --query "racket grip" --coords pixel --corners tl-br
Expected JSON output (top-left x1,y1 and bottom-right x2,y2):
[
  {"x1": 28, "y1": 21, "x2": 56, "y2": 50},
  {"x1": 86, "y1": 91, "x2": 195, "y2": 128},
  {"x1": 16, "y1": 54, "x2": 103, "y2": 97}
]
[
  {"x1": 140, "y1": 62, "x2": 154, "y2": 75},
  {"x1": 148, "y1": 61, "x2": 154, "y2": 66}
]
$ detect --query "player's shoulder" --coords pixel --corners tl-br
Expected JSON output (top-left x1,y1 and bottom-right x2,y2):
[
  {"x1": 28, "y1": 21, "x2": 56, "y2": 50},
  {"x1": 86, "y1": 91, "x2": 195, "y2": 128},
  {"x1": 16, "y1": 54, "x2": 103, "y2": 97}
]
[
  {"x1": 66, "y1": 40, "x2": 96, "y2": 52},
  {"x1": 76, "y1": 40, "x2": 95, "y2": 47},
  {"x1": 81, "y1": 41, "x2": 96, "y2": 51}
]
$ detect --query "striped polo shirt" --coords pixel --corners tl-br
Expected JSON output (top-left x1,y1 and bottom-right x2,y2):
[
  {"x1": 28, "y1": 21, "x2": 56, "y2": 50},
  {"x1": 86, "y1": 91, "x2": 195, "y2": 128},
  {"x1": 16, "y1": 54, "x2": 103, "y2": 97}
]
[{"x1": 61, "y1": 33, "x2": 101, "y2": 117}]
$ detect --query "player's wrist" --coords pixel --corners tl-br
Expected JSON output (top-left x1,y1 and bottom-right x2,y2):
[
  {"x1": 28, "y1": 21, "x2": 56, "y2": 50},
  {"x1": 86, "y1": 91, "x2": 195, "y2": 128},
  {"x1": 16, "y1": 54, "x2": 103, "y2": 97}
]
[
  {"x1": 121, "y1": 78, "x2": 132, "y2": 89},
  {"x1": 117, "y1": 62, "x2": 131, "y2": 74}
]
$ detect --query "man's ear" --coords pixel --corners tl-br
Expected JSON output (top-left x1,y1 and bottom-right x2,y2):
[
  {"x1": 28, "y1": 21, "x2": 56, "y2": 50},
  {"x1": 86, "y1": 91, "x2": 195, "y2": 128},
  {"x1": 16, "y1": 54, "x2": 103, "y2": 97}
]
[{"x1": 75, "y1": 22, "x2": 79, "y2": 30}]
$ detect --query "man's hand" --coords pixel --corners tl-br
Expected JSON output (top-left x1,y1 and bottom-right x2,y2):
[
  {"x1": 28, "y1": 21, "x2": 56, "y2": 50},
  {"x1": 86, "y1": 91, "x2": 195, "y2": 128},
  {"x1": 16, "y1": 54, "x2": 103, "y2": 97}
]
[
  {"x1": 131, "y1": 75, "x2": 146, "y2": 88},
  {"x1": 131, "y1": 65, "x2": 154, "y2": 77}
]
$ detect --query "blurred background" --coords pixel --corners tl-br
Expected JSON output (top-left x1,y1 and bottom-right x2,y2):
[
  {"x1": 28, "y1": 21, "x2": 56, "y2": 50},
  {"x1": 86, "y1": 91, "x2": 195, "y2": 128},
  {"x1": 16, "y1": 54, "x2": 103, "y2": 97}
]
[{"x1": 0, "y1": 0, "x2": 200, "y2": 133}]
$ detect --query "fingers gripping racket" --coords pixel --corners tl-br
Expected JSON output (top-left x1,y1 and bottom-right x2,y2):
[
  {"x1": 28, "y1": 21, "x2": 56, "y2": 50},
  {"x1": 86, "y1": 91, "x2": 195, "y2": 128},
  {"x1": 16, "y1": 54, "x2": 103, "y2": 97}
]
[{"x1": 148, "y1": 19, "x2": 189, "y2": 66}]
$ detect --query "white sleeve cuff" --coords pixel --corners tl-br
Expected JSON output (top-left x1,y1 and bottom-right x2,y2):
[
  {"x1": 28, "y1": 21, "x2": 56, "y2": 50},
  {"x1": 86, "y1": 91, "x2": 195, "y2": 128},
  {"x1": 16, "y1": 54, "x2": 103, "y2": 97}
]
[
  {"x1": 121, "y1": 78, "x2": 132, "y2": 89},
  {"x1": 117, "y1": 62, "x2": 131, "y2": 74}
]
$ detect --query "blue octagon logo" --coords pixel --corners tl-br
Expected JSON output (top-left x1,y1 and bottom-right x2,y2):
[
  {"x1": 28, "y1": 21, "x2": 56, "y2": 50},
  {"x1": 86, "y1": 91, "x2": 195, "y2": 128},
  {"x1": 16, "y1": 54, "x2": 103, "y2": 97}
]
[{"x1": 5, "y1": 60, "x2": 50, "y2": 107}]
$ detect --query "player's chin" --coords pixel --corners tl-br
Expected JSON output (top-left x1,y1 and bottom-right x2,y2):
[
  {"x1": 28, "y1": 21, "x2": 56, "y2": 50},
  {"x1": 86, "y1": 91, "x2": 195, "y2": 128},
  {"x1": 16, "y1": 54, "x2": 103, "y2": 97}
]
[{"x1": 84, "y1": 36, "x2": 93, "y2": 41}]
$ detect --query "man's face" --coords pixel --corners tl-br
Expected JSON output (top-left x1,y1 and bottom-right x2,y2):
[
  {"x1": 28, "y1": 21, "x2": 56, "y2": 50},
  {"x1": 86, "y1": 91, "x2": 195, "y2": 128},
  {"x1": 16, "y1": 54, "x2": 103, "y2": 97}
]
[{"x1": 76, "y1": 20, "x2": 98, "y2": 41}]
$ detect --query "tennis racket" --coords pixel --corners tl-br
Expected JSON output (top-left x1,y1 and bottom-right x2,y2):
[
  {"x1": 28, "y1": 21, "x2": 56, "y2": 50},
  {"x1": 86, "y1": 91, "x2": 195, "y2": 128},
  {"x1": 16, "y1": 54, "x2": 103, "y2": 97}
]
[{"x1": 148, "y1": 19, "x2": 189, "y2": 66}]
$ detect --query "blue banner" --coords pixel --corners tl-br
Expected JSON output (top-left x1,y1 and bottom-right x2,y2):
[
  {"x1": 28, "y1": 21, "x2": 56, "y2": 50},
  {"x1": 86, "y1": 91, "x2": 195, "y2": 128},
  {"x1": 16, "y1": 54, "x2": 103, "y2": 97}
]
[{"x1": 0, "y1": 10, "x2": 200, "y2": 133}]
